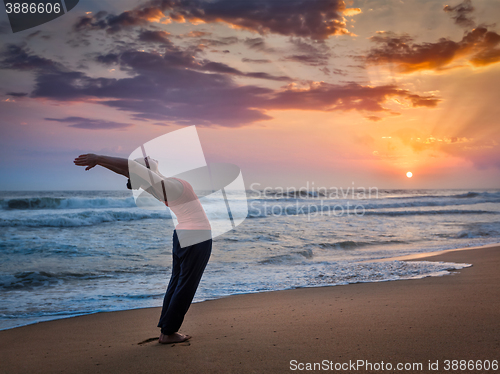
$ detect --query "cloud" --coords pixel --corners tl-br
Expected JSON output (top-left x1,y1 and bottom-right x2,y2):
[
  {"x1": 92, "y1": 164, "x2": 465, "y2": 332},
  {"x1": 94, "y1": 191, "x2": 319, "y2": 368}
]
[
  {"x1": 44, "y1": 117, "x2": 134, "y2": 130},
  {"x1": 74, "y1": 7, "x2": 169, "y2": 34},
  {"x1": 196, "y1": 36, "x2": 239, "y2": 47},
  {"x1": 91, "y1": 38, "x2": 291, "y2": 82},
  {"x1": 1, "y1": 45, "x2": 441, "y2": 127},
  {"x1": 242, "y1": 58, "x2": 272, "y2": 64},
  {"x1": 138, "y1": 30, "x2": 172, "y2": 44},
  {"x1": 73, "y1": 11, "x2": 109, "y2": 32},
  {"x1": 0, "y1": 44, "x2": 62, "y2": 72},
  {"x1": 244, "y1": 37, "x2": 276, "y2": 53},
  {"x1": 6, "y1": 92, "x2": 29, "y2": 97},
  {"x1": 289, "y1": 38, "x2": 330, "y2": 54},
  {"x1": 319, "y1": 67, "x2": 346, "y2": 75},
  {"x1": 183, "y1": 31, "x2": 212, "y2": 38},
  {"x1": 92, "y1": 42, "x2": 291, "y2": 81},
  {"x1": 283, "y1": 54, "x2": 330, "y2": 66},
  {"x1": 165, "y1": 0, "x2": 358, "y2": 39},
  {"x1": 96, "y1": 53, "x2": 120, "y2": 65},
  {"x1": 405, "y1": 93, "x2": 440, "y2": 107},
  {"x1": 364, "y1": 27, "x2": 500, "y2": 73},
  {"x1": 73, "y1": 0, "x2": 358, "y2": 40},
  {"x1": 266, "y1": 82, "x2": 440, "y2": 112},
  {"x1": 282, "y1": 38, "x2": 332, "y2": 66},
  {"x1": 443, "y1": 0, "x2": 475, "y2": 29}
]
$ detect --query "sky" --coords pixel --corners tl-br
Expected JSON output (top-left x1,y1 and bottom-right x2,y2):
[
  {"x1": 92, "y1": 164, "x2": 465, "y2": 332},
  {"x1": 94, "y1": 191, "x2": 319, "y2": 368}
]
[{"x1": 0, "y1": 0, "x2": 499, "y2": 190}]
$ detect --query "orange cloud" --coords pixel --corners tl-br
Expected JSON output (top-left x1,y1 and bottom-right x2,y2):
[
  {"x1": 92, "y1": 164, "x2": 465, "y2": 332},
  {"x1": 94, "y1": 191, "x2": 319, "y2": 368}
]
[
  {"x1": 266, "y1": 81, "x2": 440, "y2": 114},
  {"x1": 343, "y1": 8, "x2": 362, "y2": 17},
  {"x1": 364, "y1": 27, "x2": 500, "y2": 73}
]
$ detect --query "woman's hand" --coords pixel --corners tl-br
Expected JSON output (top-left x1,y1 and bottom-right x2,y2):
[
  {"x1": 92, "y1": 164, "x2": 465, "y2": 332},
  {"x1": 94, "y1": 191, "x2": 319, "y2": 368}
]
[{"x1": 74, "y1": 154, "x2": 99, "y2": 171}]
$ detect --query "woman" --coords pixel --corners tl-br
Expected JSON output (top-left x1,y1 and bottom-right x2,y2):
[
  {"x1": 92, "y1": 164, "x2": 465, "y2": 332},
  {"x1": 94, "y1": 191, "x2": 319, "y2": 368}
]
[{"x1": 74, "y1": 153, "x2": 212, "y2": 344}]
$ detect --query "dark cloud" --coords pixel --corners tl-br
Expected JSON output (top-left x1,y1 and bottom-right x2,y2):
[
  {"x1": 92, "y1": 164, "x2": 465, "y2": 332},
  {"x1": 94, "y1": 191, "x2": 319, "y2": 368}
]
[
  {"x1": 266, "y1": 82, "x2": 440, "y2": 112},
  {"x1": 331, "y1": 68, "x2": 346, "y2": 75},
  {"x1": 364, "y1": 27, "x2": 500, "y2": 72},
  {"x1": 163, "y1": 0, "x2": 356, "y2": 40},
  {"x1": 196, "y1": 36, "x2": 239, "y2": 47},
  {"x1": 320, "y1": 67, "x2": 330, "y2": 75},
  {"x1": 96, "y1": 53, "x2": 120, "y2": 65},
  {"x1": 73, "y1": 11, "x2": 109, "y2": 32},
  {"x1": 242, "y1": 58, "x2": 272, "y2": 64},
  {"x1": 23, "y1": 47, "x2": 275, "y2": 126},
  {"x1": 74, "y1": 7, "x2": 166, "y2": 34},
  {"x1": 319, "y1": 67, "x2": 346, "y2": 75},
  {"x1": 283, "y1": 38, "x2": 331, "y2": 65},
  {"x1": 0, "y1": 44, "x2": 62, "y2": 72},
  {"x1": 347, "y1": 64, "x2": 366, "y2": 70},
  {"x1": 2, "y1": 45, "x2": 440, "y2": 127},
  {"x1": 183, "y1": 31, "x2": 212, "y2": 38},
  {"x1": 443, "y1": 0, "x2": 475, "y2": 29},
  {"x1": 73, "y1": 0, "x2": 357, "y2": 39},
  {"x1": 283, "y1": 54, "x2": 328, "y2": 66},
  {"x1": 45, "y1": 117, "x2": 134, "y2": 130},
  {"x1": 200, "y1": 61, "x2": 242, "y2": 75},
  {"x1": 6, "y1": 92, "x2": 29, "y2": 97},
  {"x1": 289, "y1": 38, "x2": 330, "y2": 55},
  {"x1": 243, "y1": 72, "x2": 290, "y2": 81},
  {"x1": 243, "y1": 37, "x2": 276, "y2": 53},
  {"x1": 93, "y1": 42, "x2": 290, "y2": 81},
  {"x1": 138, "y1": 30, "x2": 172, "y2": 44}
]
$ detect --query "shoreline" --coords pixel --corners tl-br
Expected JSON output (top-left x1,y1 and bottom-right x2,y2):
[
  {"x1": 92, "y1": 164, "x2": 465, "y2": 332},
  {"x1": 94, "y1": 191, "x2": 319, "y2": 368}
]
[
  {"x1": 363, "y1": 242, "x2": 500, "y2": 262},
  {"x1": 1, "y1": 243, "x2": 499, "y2": 373}
]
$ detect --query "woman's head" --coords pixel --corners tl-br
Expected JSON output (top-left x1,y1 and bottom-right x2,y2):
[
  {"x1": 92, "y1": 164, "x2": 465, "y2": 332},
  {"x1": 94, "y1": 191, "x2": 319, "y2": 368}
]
[{"x1": 134, "y1": 156, "x2": 160, "y2": 173}]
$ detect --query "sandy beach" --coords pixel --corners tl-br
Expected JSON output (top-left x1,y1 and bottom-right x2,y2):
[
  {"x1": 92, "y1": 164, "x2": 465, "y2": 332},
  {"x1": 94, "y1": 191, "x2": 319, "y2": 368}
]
[{"x1": 1, "y1": 244, "x2": 499, "y2": 374}]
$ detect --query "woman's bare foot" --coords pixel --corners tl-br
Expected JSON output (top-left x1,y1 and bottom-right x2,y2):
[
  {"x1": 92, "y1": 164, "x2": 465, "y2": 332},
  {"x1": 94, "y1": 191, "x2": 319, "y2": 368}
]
[{"x1": 158, "y1": 332, "x2": 192, "y2": 344}]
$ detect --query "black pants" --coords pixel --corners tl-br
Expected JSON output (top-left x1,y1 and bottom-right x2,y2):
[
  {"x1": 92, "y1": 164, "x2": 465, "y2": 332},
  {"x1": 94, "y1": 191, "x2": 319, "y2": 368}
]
[{"x1": 157, "y1": 230, "x2": 212, "y2": 335}]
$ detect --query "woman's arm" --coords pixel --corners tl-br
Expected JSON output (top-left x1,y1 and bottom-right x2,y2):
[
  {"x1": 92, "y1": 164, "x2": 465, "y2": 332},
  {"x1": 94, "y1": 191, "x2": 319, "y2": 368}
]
[
  {"x1": 73, "y1": 154, "x2": 130, "y2": 178},
  {"x1": 74, "y1": 153, "x2": 183, "y2": 202}
]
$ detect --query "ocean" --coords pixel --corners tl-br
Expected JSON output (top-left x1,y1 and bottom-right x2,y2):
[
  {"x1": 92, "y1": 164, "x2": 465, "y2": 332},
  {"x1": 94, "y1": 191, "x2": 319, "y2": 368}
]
[{"x1": 1, "y1": 188, "x2": 499, "y2": 330}]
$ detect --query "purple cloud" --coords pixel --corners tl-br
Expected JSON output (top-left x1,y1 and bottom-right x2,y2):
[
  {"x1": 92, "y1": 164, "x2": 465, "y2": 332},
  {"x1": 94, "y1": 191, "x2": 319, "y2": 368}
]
[
  {"x1": 1, "y1": 45, "x2": 441, "y2": 127},
  {"x1": 45, "y1": 116, "x2": 134, "y2": 130}
]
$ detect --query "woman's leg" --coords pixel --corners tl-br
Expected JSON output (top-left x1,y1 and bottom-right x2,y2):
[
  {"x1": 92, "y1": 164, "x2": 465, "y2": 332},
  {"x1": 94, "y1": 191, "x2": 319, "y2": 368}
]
[
  {"x1": 157, "y1": 231, "x2": 181, "y2": 330},
  {"x1": 159, "y1": 237, "x2": 212, "y2": 335}
]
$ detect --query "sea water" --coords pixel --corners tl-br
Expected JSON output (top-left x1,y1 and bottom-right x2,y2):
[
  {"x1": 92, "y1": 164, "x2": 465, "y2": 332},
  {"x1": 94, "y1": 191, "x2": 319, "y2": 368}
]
[{"x1": 1, "y1": 189, "x2": 499, "y2": 330}]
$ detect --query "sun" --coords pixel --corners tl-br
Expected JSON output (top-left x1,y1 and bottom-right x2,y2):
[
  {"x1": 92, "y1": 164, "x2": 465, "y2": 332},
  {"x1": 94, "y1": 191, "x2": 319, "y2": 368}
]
[{"x1": 406, "y1": 171, "x2": 413, "y2": 178}]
